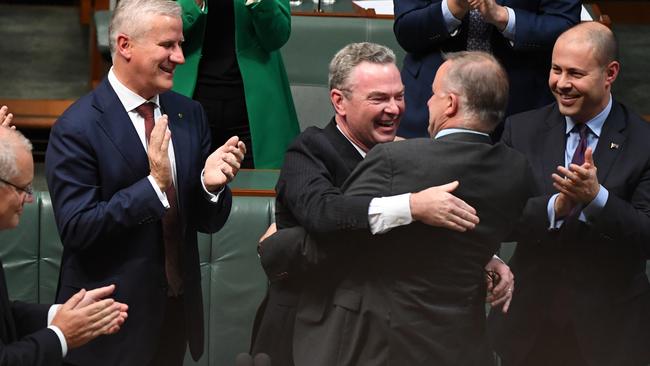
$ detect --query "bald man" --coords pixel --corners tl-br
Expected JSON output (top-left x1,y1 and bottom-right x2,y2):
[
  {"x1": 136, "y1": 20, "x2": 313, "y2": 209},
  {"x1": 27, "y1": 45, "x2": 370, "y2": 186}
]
[
  {"x1": 0, "y1": 126, "x2": 128, "y2": 366},
  {"x1": 488, "y1": 22, "x2": 650, "y2": 366}
]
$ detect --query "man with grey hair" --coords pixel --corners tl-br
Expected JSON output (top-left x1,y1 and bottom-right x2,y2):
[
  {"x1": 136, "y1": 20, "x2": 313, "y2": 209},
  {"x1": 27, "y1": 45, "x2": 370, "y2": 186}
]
[
  {"x1": 305, "y1": 50, "x2": 534, "y2": 366},
  {"x1": 253, "y1": 43, "x2": 515, "y2": 366},
  {"x1": 45, "y1": 0, "x2": 245, "y2": 365},
  {"x1": 0, "y1": 126, "x2": 128, "y2": 366}
]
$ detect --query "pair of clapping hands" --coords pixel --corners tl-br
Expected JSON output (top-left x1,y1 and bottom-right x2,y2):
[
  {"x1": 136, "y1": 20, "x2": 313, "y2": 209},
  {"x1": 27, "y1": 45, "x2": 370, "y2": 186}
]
[{"x1": 146, "y1": 114, "x2": 246, "y2": 193}]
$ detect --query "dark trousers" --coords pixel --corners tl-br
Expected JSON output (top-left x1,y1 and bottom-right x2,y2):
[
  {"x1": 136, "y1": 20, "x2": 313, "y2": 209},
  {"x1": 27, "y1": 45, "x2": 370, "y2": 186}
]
[
  {"x1": 193, "y1": 82, "x2": 254, "y2": 168},
  {"x1": 504, "y1": 321, "x2": 589, "y2": 366},
  {"x1": 147, "y1": 296, "x2": 187, "y2": 366}
]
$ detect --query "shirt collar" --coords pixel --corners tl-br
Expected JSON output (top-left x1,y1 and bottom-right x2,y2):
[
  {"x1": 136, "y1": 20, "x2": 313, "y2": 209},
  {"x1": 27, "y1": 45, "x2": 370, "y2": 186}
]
[
  {"x1": 434, "y1": 128, "x2": 489, "y2": 139},
  {"x1": 108, "y1": 67, "x2": 160, "y2": 113},
  {"x1": 335, "y1": 124, "x2": 366, "y2": 158},
  {"x1": 564, "y1": 94, "x2": 612, "y2": 137}
]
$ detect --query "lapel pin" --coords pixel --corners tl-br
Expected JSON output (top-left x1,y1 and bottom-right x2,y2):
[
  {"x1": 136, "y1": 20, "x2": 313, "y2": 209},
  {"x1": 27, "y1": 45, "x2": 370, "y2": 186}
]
[
  {"x1": 178, "y1": 113, "x2": 183, "y2": 119},
  {"x1": 610, "y1": 142, "x2": 619, "y2": 150}
]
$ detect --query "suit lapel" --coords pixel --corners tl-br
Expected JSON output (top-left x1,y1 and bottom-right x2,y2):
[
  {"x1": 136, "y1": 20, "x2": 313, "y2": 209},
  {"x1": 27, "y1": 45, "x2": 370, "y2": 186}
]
[
  {"x1": 323, "y1": 119, "x2": 364, "y2": 173},
  {"x1": 93, "y1": 79, "x2": 150, "y2": 179},
  {"x1": 160, "y1": 92, "x2": 191, "y2": 201},
  {"x1": 540, "y1": 106, "x2": 568, "y2": 193},
  {"x1": 593, "y1": 101, "x2": 626, "y2": 184}
]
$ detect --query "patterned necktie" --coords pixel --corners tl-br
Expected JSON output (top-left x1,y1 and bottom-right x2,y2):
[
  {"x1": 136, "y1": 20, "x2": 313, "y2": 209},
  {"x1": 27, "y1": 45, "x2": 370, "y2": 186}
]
[
  {"x1": 570, "y1": 123, "x2": 589, "y2": 166},
  {"x1": 466, "y1": 9, "x2": 492, "y2": 53},
  {"x1": 135, "y1": 102, "x2": 183, "y2": 296}
]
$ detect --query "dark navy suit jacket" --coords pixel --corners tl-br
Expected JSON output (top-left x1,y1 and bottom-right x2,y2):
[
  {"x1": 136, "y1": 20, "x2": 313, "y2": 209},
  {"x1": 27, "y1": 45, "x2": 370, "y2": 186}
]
[
  {"x1": 45, "y1": 79, "x2": 232, "y2": 366},
  {"x1": 394, "y1": 0, "x2": 581, "y2": 138}
]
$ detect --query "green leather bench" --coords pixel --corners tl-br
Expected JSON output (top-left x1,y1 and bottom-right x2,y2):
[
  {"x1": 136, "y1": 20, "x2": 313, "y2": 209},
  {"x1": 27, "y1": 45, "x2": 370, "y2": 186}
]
[{"x1": 0, "y1": 189, "x2": 274, "y2": 366}]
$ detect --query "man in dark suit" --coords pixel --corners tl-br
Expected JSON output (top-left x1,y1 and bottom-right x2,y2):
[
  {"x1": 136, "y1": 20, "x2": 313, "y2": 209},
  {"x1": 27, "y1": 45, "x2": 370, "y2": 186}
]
[
  {"x1": 394, "y1": 0, "x2": 581, "y2": 139},
  {"x1": 44, "y1": 1, "x2": 245, "y2": 365},
  {"x1": 252, "y1": 43, "x2": 515, "y2": 366},
  {"x1": 0, "y1": 126, "x2": 128, "y2": 366},
  {"x1": 487, "y1": 22, "x2": 650, "y2": 366},
  {"x1": 291, "y1": 51, "x2": 534, "y2": 366}
]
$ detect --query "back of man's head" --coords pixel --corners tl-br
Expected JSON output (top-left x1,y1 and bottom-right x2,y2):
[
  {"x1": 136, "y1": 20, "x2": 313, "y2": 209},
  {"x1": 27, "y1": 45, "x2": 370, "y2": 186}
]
[
  {"x1": 109, "y1": 0, "x2": 181, "y2": 60},
  {"x1": 442, "y1": 51, "x2": 509, "y2": 131},
  {"x1": 328, "y1": 42, "x2": 396, "y2": 93}
]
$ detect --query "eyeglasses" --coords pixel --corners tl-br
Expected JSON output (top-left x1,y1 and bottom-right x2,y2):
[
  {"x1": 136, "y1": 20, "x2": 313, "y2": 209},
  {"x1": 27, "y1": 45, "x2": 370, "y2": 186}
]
[{"x1": 0, "y1": 177, "x2": 33, "y2": 197}]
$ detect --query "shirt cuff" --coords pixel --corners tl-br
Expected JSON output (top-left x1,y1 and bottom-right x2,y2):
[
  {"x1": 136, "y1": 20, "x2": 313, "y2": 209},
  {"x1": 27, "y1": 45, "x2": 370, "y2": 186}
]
[
  {"x1": 581, "y1": 185, "x2": 608, "y2": 222},
  {"x1": 201, "y1": 169, "x2": 223, "y2": 203},
  {"x1": 368, "y1": 193, "x2": 413, "y2": 235},
  {"x1": 547, "y1": 193, "x2": 564, "y2": 229},
  {"x1": 47, "y1": 305, "x2": 68, "y2": 357},
  {"x1": 492, "y1": 254, "x2": 504, "y2": 263},
  {"x1": 442, "y1": 0, "x2": 463, "y2": 34},
  {"x1": 501, "y1": 6, "x2": 516, "y2": 40},
  {"x1": 148, "y1": 175, "x2": 170, "y2": 209}
]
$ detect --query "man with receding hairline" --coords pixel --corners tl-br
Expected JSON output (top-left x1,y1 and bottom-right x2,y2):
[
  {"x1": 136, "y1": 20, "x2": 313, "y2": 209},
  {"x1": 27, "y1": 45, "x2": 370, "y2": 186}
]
[
  {"x1": 45, "y1": 0, "x2": 244, "y2": 365},
  {"x1": 488, "y1": 22, "x2": 650, "y2": 366}
]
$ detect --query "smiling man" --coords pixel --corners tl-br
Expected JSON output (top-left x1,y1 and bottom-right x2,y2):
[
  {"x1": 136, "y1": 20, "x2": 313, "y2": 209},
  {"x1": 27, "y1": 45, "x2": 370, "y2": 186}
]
[
  {"x1": 44, "y1": 0, "x2": 245, "y2": 365},
  {"x1": 488, "y1": 22, "x2": 650, "y2": 366}
]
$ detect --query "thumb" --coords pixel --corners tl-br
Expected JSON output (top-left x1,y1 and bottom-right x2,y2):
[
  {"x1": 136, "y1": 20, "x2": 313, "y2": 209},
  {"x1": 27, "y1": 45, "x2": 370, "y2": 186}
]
[
  {"x1": 63, "y1": 289, "x2": 86, "y2": 310},
  {"x1": 225, "y1": 135, "x2": 240, "y2": 147},
  {"x1": 438, "y1": 180, "x2": 460, "y2": 193}
]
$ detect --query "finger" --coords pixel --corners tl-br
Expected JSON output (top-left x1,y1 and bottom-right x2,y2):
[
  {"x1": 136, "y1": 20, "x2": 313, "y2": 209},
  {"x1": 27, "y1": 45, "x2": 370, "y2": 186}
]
[
  {"x1": 556, "y1": 166, "x2": 580, "y2": 183},
  {"x1": 437, "y1": 181, "x2": 460, "y2": 193},
  {"x1": 501, "y1": 294, "x2": 512, "y2": 313},
  {"x1": 2, "y1": 113, "x2": 13, "y2": 127},
  {"x1": 160, "y1": 129, "x2": 172, "y2": 153},
  {"x1": 568, "y1": 164, "x2": 591, "y2": 180},
  {"x1": 584, "y1": 147, "x2": 594, "y2": 166},
  {"x1": 223, "y1": 152, "x2": 242, "y2": 170},
  {"x1": 224, "y1": 135, "x2": 240, "y2": 148},
  {"x1": 148, "y1": 115, "x2": 168, "y2": 148},
  {"x1": 220, "y1": 163, "x2": 235, "y2": 181},
  {"x1": 63, "y1": 289, "x2": 86, "y2": 310},
  {"x1": 440, "y1": 219, "x2": 468, "y2": 233},
  {"x1": 237, "y1": 141, "x2": 247, "y2": 155},
  {"x1": 448, "y1": 211, "x2": 477, "y2": 231},
  {"x1": 450, "y1": 197, "x2": 478, "y2": 219},
  {"x1": 86, "y1": 284, "x2": 116, "y2": 300},
  {"x1": 231, "y1": 145, "x2": 245, "y2": 162}
]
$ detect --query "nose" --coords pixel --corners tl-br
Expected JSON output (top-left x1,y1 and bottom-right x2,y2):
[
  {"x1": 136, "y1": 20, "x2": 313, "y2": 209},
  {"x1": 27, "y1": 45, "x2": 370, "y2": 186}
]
[
  {"x1": 171, "y1": 45, "x2": 185, "y2": 65},
  {"x1": 23, "y1": 192, "x2": 34, "y2": 204},
  {"x1": 556, "y1": 72, "x2": 571, "y2": 90},
  {"x1": 385, "y1": 98, "x2": 401, "y2": 116}
]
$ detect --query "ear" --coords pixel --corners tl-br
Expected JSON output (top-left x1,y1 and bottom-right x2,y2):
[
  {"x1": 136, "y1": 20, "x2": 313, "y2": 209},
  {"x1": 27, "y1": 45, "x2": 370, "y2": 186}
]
[
  {"x1": 604, "y1": 60, "x2": 620, "y2": 87},
  {"x1": 445, "y1": 92, "x2": 459, "y2": 117},
  {"x1": 330, "y1": 89, "x2": 347, "y2": 117},
  {"x1": 116, "y1": 33, "x2": 133, "y2": 61}
]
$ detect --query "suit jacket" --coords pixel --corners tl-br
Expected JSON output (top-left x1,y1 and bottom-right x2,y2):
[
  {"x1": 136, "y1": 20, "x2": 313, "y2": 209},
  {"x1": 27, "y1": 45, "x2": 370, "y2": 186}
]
[
  {"x1": 173, "y1": 0, "x2": 300, "y2": 168},
  {"x1": 487, "y1": 101, "x2": 650, "y2": 366},
  {"x1": 0, "y1": 262, "x2": 62, "y2": 366},
  {"x1": 394, "y1": 0, "x2": 580, "y2": 138},
  {"x1": 252, "y1": 119, "x2": 373, "y2": 366},
  {"x1": 45, "y1": 79, "x2": 232, "y2": 366},
  {"x1": 292, "y1": 132, "x2": 535, "y2": 366}
]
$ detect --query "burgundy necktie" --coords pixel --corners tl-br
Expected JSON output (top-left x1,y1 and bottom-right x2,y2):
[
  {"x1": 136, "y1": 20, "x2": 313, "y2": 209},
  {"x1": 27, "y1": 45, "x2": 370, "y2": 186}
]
[
  {"x1": 135, "y1": 102, "x2": 183, "y2": 296},
  {"x1": 570, "y1": 123, "x2": 589, "y2": 166}
]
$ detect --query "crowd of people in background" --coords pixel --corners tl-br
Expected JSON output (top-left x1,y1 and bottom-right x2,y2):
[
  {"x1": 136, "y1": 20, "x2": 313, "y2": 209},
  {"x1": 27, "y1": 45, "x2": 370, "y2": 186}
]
[{"x1": 1, "y1": 0, "x2": 649, "y2": 365}]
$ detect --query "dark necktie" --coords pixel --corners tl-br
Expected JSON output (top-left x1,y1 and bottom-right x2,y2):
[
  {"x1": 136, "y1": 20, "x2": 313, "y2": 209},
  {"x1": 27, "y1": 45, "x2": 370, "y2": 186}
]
[
  {"x1": 570, "y1": 123, "x2": 589, "y2": 166},
  {"x1": 135, "y1": 102, "x2": 183, "y2": 296},
  {"x1": 467, "y1": 9, "x2": 492, "y2": 52}
]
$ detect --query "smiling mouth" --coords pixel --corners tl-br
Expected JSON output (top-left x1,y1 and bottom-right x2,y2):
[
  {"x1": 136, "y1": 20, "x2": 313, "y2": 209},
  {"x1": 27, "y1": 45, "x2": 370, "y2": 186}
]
[
  {"x1": 376, "y1": 120, "x2": 396, "y2": 127},
  {"x1": 160, "y1": 64, "x2": 174, "y2": 74}
]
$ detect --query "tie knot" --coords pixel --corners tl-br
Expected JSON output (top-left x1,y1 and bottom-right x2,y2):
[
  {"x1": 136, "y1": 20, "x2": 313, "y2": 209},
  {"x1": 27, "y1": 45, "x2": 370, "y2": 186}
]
[
  {"x1": 135, "y1": 102, "x2": 155, "y2": 120},
  {"x1": 573, "y1": 123, "x2": 589, "y2": 140}
]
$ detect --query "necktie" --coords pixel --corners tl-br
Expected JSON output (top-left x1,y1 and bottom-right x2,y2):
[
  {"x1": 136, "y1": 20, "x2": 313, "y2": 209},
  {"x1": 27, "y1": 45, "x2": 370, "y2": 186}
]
[
  {"x1": 135, "y1": 102, "x2": 183, "y2": 296},
  {"x1": 466, "y1": 9, "x2": 492, "y2": 53},
  {"x1": 570, "y1": 123, "x2": 589, "y2": 166},
  {"x1": 567, "y1": 123, "x2": 590, "y2": 219}
]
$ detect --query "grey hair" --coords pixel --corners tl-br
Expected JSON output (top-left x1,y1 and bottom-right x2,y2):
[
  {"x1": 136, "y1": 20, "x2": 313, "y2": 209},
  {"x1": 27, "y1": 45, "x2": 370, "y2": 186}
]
[
  {"x1": 328, "y1": 42, "x2": 396, "y2": 94},
  {"x1": 442, "y1": 51, "x2": 509, "y2": 130},
  {"x1": 0, "y1": 127, "x2": 32, "y2": 184},
  {"x1": 109, "y1": 0, "x2": 181, "y2": 59}
]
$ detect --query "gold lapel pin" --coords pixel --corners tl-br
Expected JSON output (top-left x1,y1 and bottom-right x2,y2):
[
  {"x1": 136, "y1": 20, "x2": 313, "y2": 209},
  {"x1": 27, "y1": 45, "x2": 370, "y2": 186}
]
[
  {"x1": 178, "y1": 113, "x2": 183, "y2": 119},
  {"x1": 610, "y1": 142, "x2": 619, "y2": 149}
]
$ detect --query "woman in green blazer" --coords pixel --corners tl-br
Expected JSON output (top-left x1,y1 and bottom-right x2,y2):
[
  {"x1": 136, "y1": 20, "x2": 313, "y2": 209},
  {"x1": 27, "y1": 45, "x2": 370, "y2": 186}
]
[{"x1": 173, "y1": 0, "x2": 300, "y2": 168}]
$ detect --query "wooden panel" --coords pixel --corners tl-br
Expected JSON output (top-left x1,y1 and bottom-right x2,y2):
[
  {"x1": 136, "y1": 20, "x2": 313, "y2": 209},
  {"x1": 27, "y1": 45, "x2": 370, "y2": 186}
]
[
  {"x1": 594, "y1": 1, "x2": 650, "y2": 24},
  {"x1": 0, "y1": 99, "x2": 74, "y2": 129}
]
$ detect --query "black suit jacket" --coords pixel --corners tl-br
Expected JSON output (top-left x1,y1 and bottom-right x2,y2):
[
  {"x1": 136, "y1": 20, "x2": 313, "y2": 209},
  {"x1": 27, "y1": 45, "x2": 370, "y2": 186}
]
[
  {"x1": 45, "y1": 78, "x2": 232, "y2": 366},
  {"x1": 487, "y1": 101, "x2": 650, "y2": 366},
  {"x1": 292, "y1": 133, "x2": 535, "y2": 366},
  {"x1": 0, "y1": 262, "x2": 63, "y2": 365},
  {"x1": 252, "y1": 120, "x2": 373, "y2": 365},
  {"x1": 394, "y1": 0, "x2": 580, "y2": 138}
]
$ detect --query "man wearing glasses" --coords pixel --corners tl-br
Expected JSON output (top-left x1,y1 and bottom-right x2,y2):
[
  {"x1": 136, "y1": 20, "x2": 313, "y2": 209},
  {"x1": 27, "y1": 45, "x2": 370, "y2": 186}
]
[{"x1": 0, "y1": 124, "x2": 128, "y2": 366}]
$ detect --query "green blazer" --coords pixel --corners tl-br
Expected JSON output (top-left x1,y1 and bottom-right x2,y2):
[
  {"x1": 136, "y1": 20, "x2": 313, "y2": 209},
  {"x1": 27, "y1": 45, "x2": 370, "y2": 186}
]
[{"x1": 173, "y1": 0, "x2": 300, "y2": 168}]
